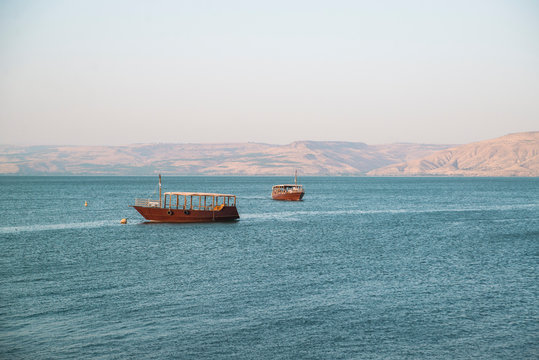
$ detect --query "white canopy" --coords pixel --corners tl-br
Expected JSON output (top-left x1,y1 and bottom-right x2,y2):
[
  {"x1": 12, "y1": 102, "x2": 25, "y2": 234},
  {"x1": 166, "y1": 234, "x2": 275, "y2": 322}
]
[{"x1": 164, "y1": 192, "x2": 236, "y2": 197}]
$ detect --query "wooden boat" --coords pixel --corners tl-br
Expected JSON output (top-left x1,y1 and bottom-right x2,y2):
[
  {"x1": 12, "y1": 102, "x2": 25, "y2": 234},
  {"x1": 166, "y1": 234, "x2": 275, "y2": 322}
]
[
  {"x1": 272, "y1": 170, "x2": 305, "y2": 201},
  {"x1": 130, "y1": 175, "x2": 239, "y2": 222}
]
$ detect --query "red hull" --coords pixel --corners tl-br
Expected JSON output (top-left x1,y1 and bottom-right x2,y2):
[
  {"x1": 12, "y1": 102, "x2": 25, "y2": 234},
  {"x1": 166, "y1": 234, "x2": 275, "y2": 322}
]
[
  {"x1": 272, "y1": 191, "x2": 305, "y2": 201},
  {"x1": 132, "y1": 206, "x2": 239, "y2": 223}
]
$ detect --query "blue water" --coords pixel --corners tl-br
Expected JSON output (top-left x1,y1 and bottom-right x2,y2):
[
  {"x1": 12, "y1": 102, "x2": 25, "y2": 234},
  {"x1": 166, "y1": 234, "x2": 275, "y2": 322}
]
[{"x1": 0, "y1": 176, "x2": 537, "y2": 359}]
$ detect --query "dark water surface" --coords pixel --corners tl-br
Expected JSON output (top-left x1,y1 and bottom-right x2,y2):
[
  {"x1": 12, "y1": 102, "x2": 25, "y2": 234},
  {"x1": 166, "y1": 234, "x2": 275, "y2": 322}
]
[{"x1": 1, "y1": 176, "x2": 537, "y2": 359}]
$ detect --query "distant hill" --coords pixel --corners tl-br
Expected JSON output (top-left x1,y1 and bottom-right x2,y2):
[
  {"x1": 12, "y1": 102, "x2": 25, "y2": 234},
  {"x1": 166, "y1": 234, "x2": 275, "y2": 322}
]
[
  {"x1": 367, "y1": 132, "x2": 539, "y2": 176},
  {"x1": 0, "y1": 141, "x2": 451, "y2": 176},
  {"x1": 1, "y1": 132, "x2": 536, "y2": 176}
]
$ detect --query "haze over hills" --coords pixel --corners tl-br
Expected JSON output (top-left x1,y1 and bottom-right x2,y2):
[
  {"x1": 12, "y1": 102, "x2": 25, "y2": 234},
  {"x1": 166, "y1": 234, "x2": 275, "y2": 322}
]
[
  {"x1": 0, "y1": 132, "x2": 537, "y2": 176},
  {"x1": 368, "y1": 132, "x2": 539, "y2": 177},
  {"x1": 0, "y1": 141, "x2": 451, "y2": 176}
]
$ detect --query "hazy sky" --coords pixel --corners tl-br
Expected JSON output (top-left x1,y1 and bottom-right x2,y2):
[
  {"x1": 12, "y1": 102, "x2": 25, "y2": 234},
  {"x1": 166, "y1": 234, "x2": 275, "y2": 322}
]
[{"x1": 1, "y1": 0, "x2": 538, "y2": 145}]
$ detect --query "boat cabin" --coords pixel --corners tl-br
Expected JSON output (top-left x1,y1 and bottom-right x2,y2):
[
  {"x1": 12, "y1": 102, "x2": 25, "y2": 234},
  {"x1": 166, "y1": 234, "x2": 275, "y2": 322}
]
[
  {"x1": 162, "y1": 192, "x2": 236, "y2": 211},
  {"x1": 271, "y1": 185, "x2": 304, "y2": 194}
]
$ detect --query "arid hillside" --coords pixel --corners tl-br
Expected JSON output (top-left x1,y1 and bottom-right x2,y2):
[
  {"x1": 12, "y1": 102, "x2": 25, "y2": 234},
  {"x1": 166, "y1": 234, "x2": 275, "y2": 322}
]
[
  {"x1": 0, "y1": 141, "x2": 450, "y2": 175},
  {"x1": 1, "y1": 132, "x2": 537, "y2": 176},
  {"x1": 367, "y1": 132, "x2": 539, "y2": 176}
]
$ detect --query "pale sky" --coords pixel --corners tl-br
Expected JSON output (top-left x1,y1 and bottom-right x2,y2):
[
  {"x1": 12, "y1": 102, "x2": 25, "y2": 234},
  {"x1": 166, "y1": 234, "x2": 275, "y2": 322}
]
[{"x1": 1, "y1": 0, "x2": 538, "y2": 146}]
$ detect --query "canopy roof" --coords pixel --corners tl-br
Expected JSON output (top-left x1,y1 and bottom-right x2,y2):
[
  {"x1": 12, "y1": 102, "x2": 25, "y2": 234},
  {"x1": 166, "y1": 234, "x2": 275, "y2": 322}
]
[
  {"x1": 164, "y1": 192, "x2": 236, "y2": 197},
  {"x1": 272, "y1": 184, "x2": 303, "y2": 188}
]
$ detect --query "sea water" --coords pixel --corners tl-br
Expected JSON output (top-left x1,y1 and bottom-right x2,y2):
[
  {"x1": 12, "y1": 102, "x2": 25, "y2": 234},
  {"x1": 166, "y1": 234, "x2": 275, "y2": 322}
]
[{"x1": 0, "y1": 176, "x2": 537, "y2": 359}]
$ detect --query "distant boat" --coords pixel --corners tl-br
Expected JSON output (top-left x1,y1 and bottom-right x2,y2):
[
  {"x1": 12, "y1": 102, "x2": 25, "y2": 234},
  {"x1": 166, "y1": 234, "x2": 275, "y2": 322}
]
[
  {"x1": 272, "y1": 170, "x2": 305, "y2": 201},
  {"x1": 130, "y1": 175, "x2": 240, "y2": 222}
]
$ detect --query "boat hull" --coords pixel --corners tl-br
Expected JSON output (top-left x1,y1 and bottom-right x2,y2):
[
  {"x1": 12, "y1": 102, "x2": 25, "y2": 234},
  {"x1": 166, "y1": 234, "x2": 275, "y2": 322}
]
[
  {"x1": 131, "y1": 206, "x2": 240, "y2": 223},
  {"x1": 271, "y1": 191, "x2": 305, "y2": 201}
]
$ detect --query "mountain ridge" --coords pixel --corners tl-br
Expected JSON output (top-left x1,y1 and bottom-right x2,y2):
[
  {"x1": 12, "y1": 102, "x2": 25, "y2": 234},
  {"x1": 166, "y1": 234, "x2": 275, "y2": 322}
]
[
  {"x1": 0, "y1": 132, "x2": 537, "y2": 176},
  {"x1": 367, "y1": 132, "x2": 539, "y2": 176},
  {"x1": 0, "y1": 141, "x2": 452, "y2": 175}
]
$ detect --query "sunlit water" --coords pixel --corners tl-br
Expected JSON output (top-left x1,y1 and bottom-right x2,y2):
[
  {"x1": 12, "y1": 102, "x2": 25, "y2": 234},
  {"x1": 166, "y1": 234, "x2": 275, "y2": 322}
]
[{"x1": 1, "y1": 176, "x2": 537, "y2": 359}]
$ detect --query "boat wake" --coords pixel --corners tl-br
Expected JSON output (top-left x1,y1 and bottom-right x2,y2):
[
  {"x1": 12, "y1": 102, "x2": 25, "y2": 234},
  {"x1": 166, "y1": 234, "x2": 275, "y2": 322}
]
[
  {"x1": 0, "y1": 220, "x2": 119, "y2": 235},
  {"x1": 241, "y1": 203, "x2": 538, "y2": 222}
]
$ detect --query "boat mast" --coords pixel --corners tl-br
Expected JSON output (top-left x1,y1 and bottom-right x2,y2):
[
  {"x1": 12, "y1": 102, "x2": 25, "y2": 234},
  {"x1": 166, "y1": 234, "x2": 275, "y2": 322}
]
[
  {"x1": 295, "y1": 170, "x2": 297, "y2": 185},
  {"x1": 159, "y1": 174, "x2": 162, "y2": 208}
]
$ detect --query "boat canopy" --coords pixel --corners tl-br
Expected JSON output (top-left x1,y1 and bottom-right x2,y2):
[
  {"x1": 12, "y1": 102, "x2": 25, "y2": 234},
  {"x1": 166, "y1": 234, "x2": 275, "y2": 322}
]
[
  {"x1": 133, "y1": 175, "x2": 238, "y2": 211},
  {"x1": 272, "y1": 184, "x2": 303, "y2": 188},
  {"x1": 164, "y1": 192, "x2": 236, "y2": 197}
]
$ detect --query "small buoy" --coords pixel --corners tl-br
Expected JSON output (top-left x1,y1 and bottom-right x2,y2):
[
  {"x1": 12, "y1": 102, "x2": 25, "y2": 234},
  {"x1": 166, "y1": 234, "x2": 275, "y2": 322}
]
[
  {"x1": 120, "y1": 218, "x2": 127, "y2": 224},
  {"x1": 84, "y1": 201, "x2": 88, "y2": 207}
]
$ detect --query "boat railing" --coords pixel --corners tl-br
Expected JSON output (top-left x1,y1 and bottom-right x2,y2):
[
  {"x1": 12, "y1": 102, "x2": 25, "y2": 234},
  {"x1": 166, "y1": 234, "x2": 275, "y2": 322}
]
[
  {"x1": 166, "y1": 204, "x2": 224, "y2": 211},
  {"x1": 135, "y1": 198, "x2": 160, "y2": 207},
  {"x1": 162, "y1": 194, "x2": 237, "y2": 211}
]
